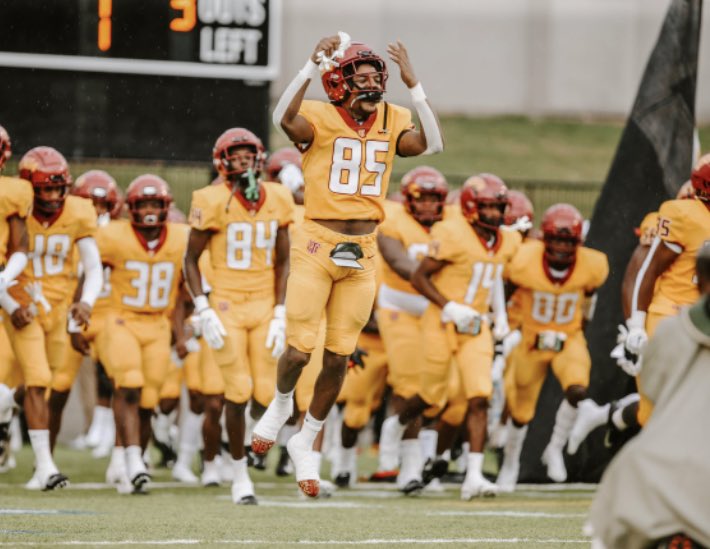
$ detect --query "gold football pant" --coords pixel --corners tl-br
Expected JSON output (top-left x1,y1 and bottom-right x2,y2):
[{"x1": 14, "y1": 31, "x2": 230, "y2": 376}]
[
  {"x1": 508, "y1": 330, "x2": 591, "y2": 424},
  {"x1": 286, "y1": 220, "x2": 377, "y2": 356},
  {"x1": 378, "y1": 308, "x2": 424, "y2": 399},
  {"x1": 52, "y1": 311, "x2": 107, "y2": 392},
  {"x1": 210, "y1": 291, "x2": 276, "y2": 405}
]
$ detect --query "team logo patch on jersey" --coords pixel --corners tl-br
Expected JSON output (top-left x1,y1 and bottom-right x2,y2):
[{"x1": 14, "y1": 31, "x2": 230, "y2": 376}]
[
  {"x1": 307, "y1": 240, "x2": 321, "y2": 255},
  {"x1": 189, "y1": 207, "x2": 202, "y2": 226},
  {"x1": 218, "y1": 301, "x2": 229, "y2": 312}
]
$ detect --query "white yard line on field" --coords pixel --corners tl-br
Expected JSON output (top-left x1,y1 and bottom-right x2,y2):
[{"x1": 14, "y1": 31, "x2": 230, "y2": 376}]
[
  {"x1": 0, "y1": 538, "x2": 591, "y2": 546},
  {"x1": 428, "y1": 510, "x2": 587, "y2": 518}
]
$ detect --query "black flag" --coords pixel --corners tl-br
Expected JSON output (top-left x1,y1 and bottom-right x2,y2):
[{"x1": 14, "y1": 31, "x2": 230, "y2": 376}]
[{"x1": 519, "y1": 0, "x2": 702, "y2": 482}]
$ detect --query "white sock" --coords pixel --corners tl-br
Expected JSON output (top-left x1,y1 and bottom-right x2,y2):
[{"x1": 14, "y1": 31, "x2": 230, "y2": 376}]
[
  {"x1": 244, "y1": 412, "x2": 256, "y2": 446},
  {"x1": 28, "y1": 430, "x2": 56, "y2": 472},
  {"x1": 277, "y1": 423, "x2": 298, "y2": 446},
  {"x1": 231, "y1": 457, "x2": 249, "y2": 484},
  {"x1": 176, "y1": 410, "x2": 203, "y2": 469},
  {"x1": 125, "y1": 445, "x2": 144, "y2": 475},
  {"x1": 340, "y1": 446, "x2": 356, "y2": 474},
  {"x1": 313, "y1": 451, "x2": 323, "y2": 475},
  {"x1": 503, "y1": 420, "x2": 528, "y2": 464},
  {"x1": 400, "y1": 439, "x2": 422, "y2": 481},
  {"x1": 418, "y1": 429, "x2": 438, "y2": 461},
  {"x1": 301, "y1": 412, "x2": 324, "y2": 447},
  {"x1": 273, "y1": 390, "x2": 294, "y2": 414},
  {"x1": 109, "y1": 446, "x2": 125, "y2": 469},
  {"x1": 549, "y1": 400, "x2": 577, "y2": 450},
  {"x1": 466, "y1": 452, "x2": 484, "y2": 477}
]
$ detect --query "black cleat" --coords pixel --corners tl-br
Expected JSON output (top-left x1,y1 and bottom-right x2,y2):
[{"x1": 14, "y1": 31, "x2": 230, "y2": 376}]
[
  {"x1": 245, "y1": 445, "x2": 266, "y2": 470},
  {"x1": 131, "y1": 471, "x2": 151, "y2": 493},
  {"x1": 334, "y1": 472, "x2": 351, "y2": 488},
  {"x1": 400, "y1": 479, "x2": 424, "y2": 495},
  {"x1": 275, "y1": 446, "x2": 292, "y2": 477},
  {"x1": 0, "y1": 422, "x2": 10, "y2": 468},
  {"x1": 42, "y1": 472, "x2": 69, "y2": 491},
  {"x1": 421, "y1": 458, "x2": 448, "y2": 486},
  {"x1": 153, "y1": 439, "x2": 176, "y2": 469},
  {"x1": 236, "y1": 494, "x2": 258, "y2": 505}
]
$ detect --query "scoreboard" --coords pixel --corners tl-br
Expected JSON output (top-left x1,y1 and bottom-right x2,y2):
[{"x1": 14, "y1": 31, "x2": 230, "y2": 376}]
[
  {"x1": 0, "y1": 0, "x2": 280, "y2": 80},
  {"x1": 0, "y1": 0, "x2": 280, "y2": 161}
]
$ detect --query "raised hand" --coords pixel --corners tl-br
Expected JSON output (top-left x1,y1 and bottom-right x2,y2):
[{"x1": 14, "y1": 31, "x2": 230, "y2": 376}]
[{"x1": 387, "y1": 40, "x2": 418, "y2": 88}]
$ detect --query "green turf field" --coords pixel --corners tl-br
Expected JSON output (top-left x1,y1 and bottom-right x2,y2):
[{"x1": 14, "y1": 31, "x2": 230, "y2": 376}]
[{"x1": 0, "y1": 446, "x2": 595, "y2": 548}]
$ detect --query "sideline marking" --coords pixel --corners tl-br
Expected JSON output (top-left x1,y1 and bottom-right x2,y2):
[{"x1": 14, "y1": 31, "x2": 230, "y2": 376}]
[{"x1": 428, "y1": 510, "x2": 587, "y2": 518}]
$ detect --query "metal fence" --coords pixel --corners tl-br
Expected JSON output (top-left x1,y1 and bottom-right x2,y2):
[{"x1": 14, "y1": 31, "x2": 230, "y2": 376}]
[{"x1": 5, "y1": 159, "x2": 603, "y2": 223}]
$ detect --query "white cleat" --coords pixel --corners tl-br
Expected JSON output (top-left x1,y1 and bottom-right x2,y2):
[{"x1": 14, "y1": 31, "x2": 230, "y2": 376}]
[
  {"x1": 28, "y1": 467, "x2": 69, "y2": 491},
  {"x1": 424, "y1": 478, "x2": 445, "y2": 493},
  {"x1": 541, "y1": 445, "x2": 567, "y2": 482},
  {"x1": 201, "y1": 459, "x2": 222, "y2": 487},
  {"x1": 172, "y1": 462, "x2": 198, "y2": 483},
  {"x1": 496, "y1": 460, "x2": 519, "y2": 493},
  {"x1": 231, "y1": 479, "x2": 257, "y2": 505},
  {"x1": 251, "y1": 398, "x2": 293, "y2": 456},
  {"x1": 461, "y1": 475, "x2": 499, "y2": 500},
  {"x1": 218, "y1": 453, "x2": 234, "y2": 483},
  {"x1": 567, "y1": 400, "x2": 608, "y2": 455},
  {"x1": 299, "y1": 478, "x2": 334, "y2": 500},
  {"x1": 106, "y1": 462, "x2": 126, "y2": 485},
  {"x1": 287, "y1": 433, "x2": 320, "y2": 498}
]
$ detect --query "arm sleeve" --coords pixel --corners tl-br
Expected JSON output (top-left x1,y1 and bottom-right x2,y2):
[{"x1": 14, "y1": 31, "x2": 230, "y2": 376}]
[{"x1": 77, "y1": 237, "x2": 103, "y2": 307}]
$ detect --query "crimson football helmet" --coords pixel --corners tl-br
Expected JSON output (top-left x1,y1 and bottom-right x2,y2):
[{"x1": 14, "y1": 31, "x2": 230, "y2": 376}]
[
  {"x1": 19, "y1": 146, "x2": 72, "y2": 213},
  {"x1": 400, "y1": 166, "x2": 448, "y2": 226},
  {"x1": 73, "y1": 170, "x2": 123, "y2": 219},
  {"x1": 676, "y1": 180, "x2": 694, "y2": 200},
  {"x1": 0, "y1": 125, "x2": 11, "y2": 170},
  {"x1": 264, "y1": 147, "x2": 302, "y2": 182},
  {"x1": 459, "y1": 173, "x2": 509, "y2": 230},
  {"x1": 541, "y1": 203, "x2": 584, "y2": 267},
  {"x1": 691, "y1": 153, "x2": 710, "y2": 204},
  {"x1": 125, "y1": 174, "x2": 172, "y2": 228},
  {"x1": 322, "y1": 42, "x2": 388, "y2": 104},
  {"x1": 213, "y1": 128, "x2": 265, "y2": 180},
  {"x1": 504, "y1": 190, "x2": 534, "y2": 231}
]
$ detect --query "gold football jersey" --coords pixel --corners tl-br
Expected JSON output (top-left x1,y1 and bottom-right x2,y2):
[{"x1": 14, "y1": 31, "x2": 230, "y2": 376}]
[
  {"x1": 378, "y1": 202, "x2": 439, "y2": 295},
  {"x1": 189, "y1": 181, "x2": 294, "y2": 296},
  {"x1": 298, "y1": 100, "x2": 413, "y2": 223},
  {"x1": 10, "y1": 195, "x2": 96, "y2": 307},
  {"x1": 650, "y1": 198, "x2": 710, "y2": 316},
  {"x1": 428, "y1": 214, "x2": 520, "y2": 312},
  {"x1": 0, "y1": 176, "x2": 33, "y2": 265},
  {"x1": 507, "y1": 240, "x2": 608, "y2": 337},
  {"x1": 97, "y1": 220, "x2": 187, "y2": 314}
]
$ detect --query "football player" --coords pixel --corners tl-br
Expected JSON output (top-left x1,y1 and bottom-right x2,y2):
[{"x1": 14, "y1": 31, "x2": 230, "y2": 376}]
[
  {"x1": 496, "y1": 204, "x2": 608, "y2": 490},
  {"x1": 95, "y1": 175, "x2": 186, "y2": 493},
  {"x1": 253, "y1": 32, "x2": 443, "y2": 498},
  {"x1": 375, "y1": 166, "x2": 448, "y2": 491},
  {"x1": 380, "y1": 174, "x2": 519, "y2": 499},
  {"x1": 0, "y1": 125, "x2": 31, "y2": 471},
  {"x1": 47, "y1": 170, "x2": 122, "y2": 455},
  {"x1": 184, "y1": 128, "x2": 294, "y2": 504},
  {"x1": 2, "y1": 147, "x2": 103, "y2": 490}
]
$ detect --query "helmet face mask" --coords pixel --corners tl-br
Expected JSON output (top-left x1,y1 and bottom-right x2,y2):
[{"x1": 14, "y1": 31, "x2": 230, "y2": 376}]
[
  {"x1": 0, "y1": 125, "x2": 11, "y2": 171},
  {"x1": 125, "y1": 175, "x2": 172, "y2": 229},
  {"x1": 322, "y1": 43, "x2": 388, "y2": 105},
  {"x1": 691, "y1": 153, "x2": 710, "y2": 205},
  {"x1": 401, "y1": 166, "x2": 448, "y2": 226},
  {"x1": 213, "y1": 128, "x2": 265, "y2": 183},
  {"x1": 541, "y1": 203, "x2": 584, "y2": 269},
  {"x1": 19, "y1": 146, "x2": 72, "y2": 216},
  {"x1": 460, "y1": 174, "x2": 509, "y2": 232}
]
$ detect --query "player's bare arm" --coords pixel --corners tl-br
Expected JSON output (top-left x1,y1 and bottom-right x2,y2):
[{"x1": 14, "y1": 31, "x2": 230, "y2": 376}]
[
  {"x1": 388, "y1": 40, "x2": 444, "y2": 157},
  {"x1": 184, "y1": 228, "x2": 211, "y2": 299},
  {"x1": 630, "y1": 238, "x2": 679, "y2": 315},
  {"x1": 172, "y1": 283, "x2": 192, "y2": 360},
  {"x1": 411, "y1": 256, "x2": 448, "y2": 308},
  {"x1": 273, "y1": 226, "x2": 290, "y2": 305},
  {"x1": 377, "y1": 232, "x2": 418, "y2": 281},
  {"x1": 621, "y1": 243, "x2": 652, "y2": 318}
]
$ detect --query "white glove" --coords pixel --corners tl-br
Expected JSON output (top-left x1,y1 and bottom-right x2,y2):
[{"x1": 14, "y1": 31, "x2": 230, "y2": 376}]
[
  {"x1": 536, "y1": 330, "x2": 567, "y2": 351},
  {"x1": 265, "y1": 305, "x2": 286, "y2": 358},
  {"x1": 624, "y1": 312, "x2": 648, "y2": 356},
  {"x1": 492, "y1": 316, "x2": 510, "y2": 342},
  {"x1": 611, "y1": 324, "x2": 643, "y2": 376},
  {"x1": 189, "y1": 314, "x2": 202, "y2": 338},
  {"x1": 501, "y1": 329, "x2": 522, "y2": 357},
  {"x1": 0, "y1": 273, "x2": 17, "y2": 294},
  {"x1": 24, "y1": 281, "x2": 51, "y2": 314},
  {"x1": 441, "y1": 301, "x2": 481, "y2": 334},
  {"x1": 194, "y1": 295, "x2": 226, "y2": 350},
  {"x1": 316, "y1": 31, "x2": 351, "y2": 71},
  {"x1": 279, "y1": 163, "x2": 304, "y2": 194}
]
